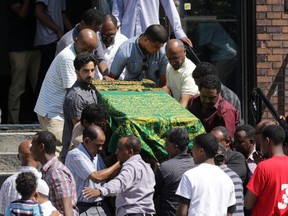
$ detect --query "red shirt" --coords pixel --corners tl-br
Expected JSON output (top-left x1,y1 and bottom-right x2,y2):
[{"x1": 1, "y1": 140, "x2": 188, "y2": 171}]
[
  {"x1": 187, "y1": 94, "x2": 239, "y2": 138},
  {"x1": 247, "y1": 156, "x2": 288, "y2": 216}
]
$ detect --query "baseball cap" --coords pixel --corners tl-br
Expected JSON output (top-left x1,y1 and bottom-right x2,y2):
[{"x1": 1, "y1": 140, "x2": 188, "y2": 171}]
[
  {"x1": 214, "y1": 143, "x2": 227, "y2": 163},
  {"x1": 36, "y1": 179, "x2": 49, "y2": 196}
]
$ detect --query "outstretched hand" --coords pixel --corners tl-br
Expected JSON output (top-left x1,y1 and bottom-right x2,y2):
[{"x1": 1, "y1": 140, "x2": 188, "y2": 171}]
[
  {"x1": 83, "y1": 187, "x2": 101, "y2": 199},
  {"x1": 180, "y1": 37, "x2": 193, "y2": 47},
  {"x1": 103, "y1": 75, "x2": 115, "y2": 82}
]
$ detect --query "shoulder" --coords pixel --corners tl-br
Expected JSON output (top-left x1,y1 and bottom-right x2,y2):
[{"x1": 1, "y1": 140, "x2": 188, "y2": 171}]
[
  {"x1": 184, "y1": 58, "x2": 196, "y2": 71},
  {"x1": 227, "y1": 149, "x2": 245, "y2": 160},
  {"x1": 219, "y1": 97, "x2": 237, "y2": 112}
]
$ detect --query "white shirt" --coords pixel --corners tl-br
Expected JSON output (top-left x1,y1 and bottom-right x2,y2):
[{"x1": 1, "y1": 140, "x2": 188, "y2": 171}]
[
  {"x1": 34, "y1": 44, "x2": 77, "y2": 119},
  {"x1": 0, "y1": 166, "x2": 41, "y2": 214},
  {"x1": 167, "y1": 58, "x2": 198, "y2": 102},
  {"x1": 96, "y1": 31, "x2": 128, "y2": 80},
  {"x1": 176, "y1": 163, "x2": 236, "y2": 216},
  {"x1": 40, "y1": 200, "x2": 57, "y2": 216}
]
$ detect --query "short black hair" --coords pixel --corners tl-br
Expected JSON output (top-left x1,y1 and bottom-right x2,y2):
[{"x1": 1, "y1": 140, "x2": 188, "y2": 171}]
[
  {"x1": 192, "y1": 62, "x2": 218, "y2": 79},
  {"x1": 16, "y1": 172, "x2": 37, "y2": 198},
  {"x1": 74, "y1": 52, "x2": 97, "y2": 71},
  {"x1": 103, "y1": 13, "x2": 118, "y2": 26},
  {"x1": 211, "y1": 126, "x2": 230, "y2": 140},
  {"x1": 235, "y1": 124, "x2": 255, "y2": 139},
  {"x1": 81, "y1": 8, "x2": 103, "y2": 26},
  {"x1": 35, "y1": 131, "x2": 57, "y2": 154},
  {"x1": 80, "y1": 104, "x2": 109, "y2": 126},
  {"x1": 83, "y1": 125, "x2": 100, "y2": 140},
  {"x1": 194, "y1": 133, "x2": 219, "y2": 158},
  {"x1": 124, "y1": 135, "x2": 142, "y2": 154},
  {"x1": 167, "y1": 128, "x2": 189, "y2": 151},
  {"x1": 143, "y1": 24, "x2": 168, "y2": 44},
  {"x1": 199, "y1": 74, "x2": 221, "y2": 93},
  {"x1": 261, "y1": 125, "x2": 286, "y2": 146}
]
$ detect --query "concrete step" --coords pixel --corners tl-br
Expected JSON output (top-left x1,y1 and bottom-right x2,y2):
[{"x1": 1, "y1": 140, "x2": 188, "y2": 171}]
[{"x1": 0, "y1": 124, "x2": 40, "y2": 187}]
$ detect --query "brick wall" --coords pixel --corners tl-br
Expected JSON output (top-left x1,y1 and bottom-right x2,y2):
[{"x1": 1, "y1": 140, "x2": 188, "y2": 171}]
[{"x1": 256, "y1": 0, "x2": 288, "y2": 120}]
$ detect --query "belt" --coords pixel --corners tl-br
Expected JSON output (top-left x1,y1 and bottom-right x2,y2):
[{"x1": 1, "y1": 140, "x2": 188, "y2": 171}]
[
  {"x1": 77, "y1": 201, "x2": 102, "y2": 207},
  {"x1": 125, "y1": 214, "x2": 155, "y2": 216}
]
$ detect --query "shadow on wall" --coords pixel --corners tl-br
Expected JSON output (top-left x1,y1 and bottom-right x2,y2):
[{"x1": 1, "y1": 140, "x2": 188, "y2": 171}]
[{"x1": 262, "y1": 54, "x2": 287, "y2": 117}]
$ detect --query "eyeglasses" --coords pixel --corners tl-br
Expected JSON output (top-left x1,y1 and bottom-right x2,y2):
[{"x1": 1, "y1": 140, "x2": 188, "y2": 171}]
[
  {"x1": 142, "y1": 57, "x2": 148, "y2": 71},
  {"x1": 100, "y1": 32, "x2": 116, "y2": 39}
]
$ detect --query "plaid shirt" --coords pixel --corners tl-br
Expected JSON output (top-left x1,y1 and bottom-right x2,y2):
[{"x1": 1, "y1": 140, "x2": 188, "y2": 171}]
[{"x1": 41, "y1": 156, "x2": 78, "y2": 215}]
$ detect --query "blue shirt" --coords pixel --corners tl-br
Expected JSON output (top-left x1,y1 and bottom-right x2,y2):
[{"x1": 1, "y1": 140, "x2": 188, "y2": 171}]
[
  {"x1": 110, "y1": 36, "x2": 168, "y2": 85},
  {"x1": 65, "y1": 143, "x2": 106, "y2": 203},
  {"x1": 112, "y1": 0, "x2": 187, "y2": 39},
  {"x1": 5, "y1": 199, "x2": 42, "y2": 216}
]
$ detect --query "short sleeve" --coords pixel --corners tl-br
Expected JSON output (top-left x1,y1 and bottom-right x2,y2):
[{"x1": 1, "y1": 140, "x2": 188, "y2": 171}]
[{"x1": 175, "y1": 172, "x2": 193, "y2": 200}]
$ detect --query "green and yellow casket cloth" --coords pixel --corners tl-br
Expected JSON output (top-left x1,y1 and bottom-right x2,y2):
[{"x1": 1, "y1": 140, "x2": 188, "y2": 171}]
[{"x1": 94, "y1": 79, "x2": 205, "y2": 163}]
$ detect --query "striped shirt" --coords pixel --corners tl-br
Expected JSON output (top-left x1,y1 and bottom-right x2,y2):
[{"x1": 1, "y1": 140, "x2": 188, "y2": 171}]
[
  {"x1": 41, "y1": 156, "x2": 78, "y2": 215},
  {"x1": 220, "y1": 165, "x2": 244, "y2": 216},
  {"x1": 34, "y1": 44, "x2": 77, "y2": 119},
  {"x1": 5, "y1": 199, "x2": 42, "y2": 216},
  {"x1": 65, "y1": 143, "x2": 106, "y2": 203},
  {"x1": 0, "y1": 166, "x2": 41, "y2": 214}
]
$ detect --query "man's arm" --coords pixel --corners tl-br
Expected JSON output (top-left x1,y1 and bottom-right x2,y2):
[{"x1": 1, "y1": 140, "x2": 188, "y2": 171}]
[
  {"x1": 89, "y1": 161, "x2": 121, "y2": 183},
  {"x1": 227, "y1": 204, "x2": 236, "y2": 216},
  {"x1": 35, "y1": 3, "x2": 64, "y2": 38},
  {"x1": 176, "y1": 201, "x2": 189, "y2": 216},
  {"x1": 62, "y1": 13, "x2": 72, "y2": 31},
  {"x1": 112, "y1": 0, "x2": 123, "y2": 27},
  {"x1": 180, "y1": 94, "x2": 193, "y2": 107},
  {"x1": 160, "y1": 0, "x2": 192, "y2": 46},
  {"x1": 159, "y1": 74, "x2": 167, "y2": 87},
  {"x1": 109, "y1": 46, "x2": 127, "y2": 80},
  {"x1": 244, "y1": 189, "x2": 258, "y2": 210},
  {"x1": 50, "y1": 170, "x2": 75, "y2": 216},
  {"x1": 10, "y1": 0, "x2": 31, "y2": 18},
  {"x1": 61, "y1": 197, "x2": 73, "y2": 216},
  {"x1": 98, "y1": 63, "x2": 109, "y2": 76}
]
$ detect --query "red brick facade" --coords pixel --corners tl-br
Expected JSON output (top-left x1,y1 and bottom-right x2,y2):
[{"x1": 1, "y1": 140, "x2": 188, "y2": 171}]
[{"x1": 256, "y1": 0, "x2": 288, "y2": 119}]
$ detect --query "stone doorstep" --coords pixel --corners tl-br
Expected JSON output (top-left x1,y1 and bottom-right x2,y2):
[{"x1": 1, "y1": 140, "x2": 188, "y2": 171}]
[{"x1": 0, "y1": 132, "x2": 36, "y2": 152}]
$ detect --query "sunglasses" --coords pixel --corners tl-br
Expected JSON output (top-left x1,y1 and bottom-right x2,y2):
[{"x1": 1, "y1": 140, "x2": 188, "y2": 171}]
[{"x1": 142, "y1": 57, "x2": 148, "y2": 71}]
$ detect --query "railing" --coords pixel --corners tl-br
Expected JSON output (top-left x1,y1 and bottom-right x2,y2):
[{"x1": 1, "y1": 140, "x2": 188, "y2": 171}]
[{"x1": 250, "y1": 87, "x2": 288, "y2": 131}]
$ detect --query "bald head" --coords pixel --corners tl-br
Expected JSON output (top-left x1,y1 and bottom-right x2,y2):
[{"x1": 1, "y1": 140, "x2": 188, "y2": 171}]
[
  {"x1": 83, "y1": 124, "x2": 105, "y2": 141},
  {"x1": 166, "y1": 39, "x2": 185, "y2": 53},
  {"x1": 75, "y1": 29, "x2": 97, "y2": 54},
  {"x1": 255, "y1": 120, "x2": 276, "y2": 151},
  {"x1": 18, "y1": 139, "x2": 37, "y2": 167},
  {"x1": 255, "y1": 120, "x2": 276, "y2": 134},
  {"x1": 165, "y1": 39, "x2": 186, "y2": 70}
]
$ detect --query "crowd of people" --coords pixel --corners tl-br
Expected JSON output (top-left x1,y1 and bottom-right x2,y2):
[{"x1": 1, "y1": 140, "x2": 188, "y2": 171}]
[{"x1": 3, "y1": 0, "x2": 288, "y2": 215}]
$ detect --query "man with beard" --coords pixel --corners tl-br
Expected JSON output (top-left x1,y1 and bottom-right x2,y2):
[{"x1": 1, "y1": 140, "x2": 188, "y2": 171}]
[
  {"x1": 164, "y1": 39, "x2": 198, "y2": 107},
  {"x1": 187, "y1": 74, "x2": 239, "y2": 138},
  {"x1": 60, "y1": 52, "x2": 97, "y2": 161},
  {"x1": 97, "y1": 14, "x2": 127, "y2": 79}
]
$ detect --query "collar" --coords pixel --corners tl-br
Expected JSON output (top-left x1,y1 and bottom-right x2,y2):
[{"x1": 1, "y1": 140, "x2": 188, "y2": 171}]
[
  {"x1": 73, "y1": 24, "x2": 80, "y2": 40},
  {"x1": 75, "y1": 80, "x2": 95, "y2": 90},
  {"x1": 41, "y1": 156, "x2": 58, "y2": 172},
  {"x1": 137, "y1": 35, "x2": 148, "y2": 57},
  {"x1": 213, "y1": 95, "x2": 222, "y2": 109},
  {"x1": 247, "y1": 148, "x2": 256, "y2": 162},
  {"x1": 78, "y1": 143, "x2": 95, "y2": 161},
  {"x1": 170, "y1": 58, "x2": 187, "y2": 73},
  {"x1": 124, "y1": 154, "x2": 142, "y2": 165},
  {"x1": 171, "y1": 152, "x2": 191, "y2": 159}
]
